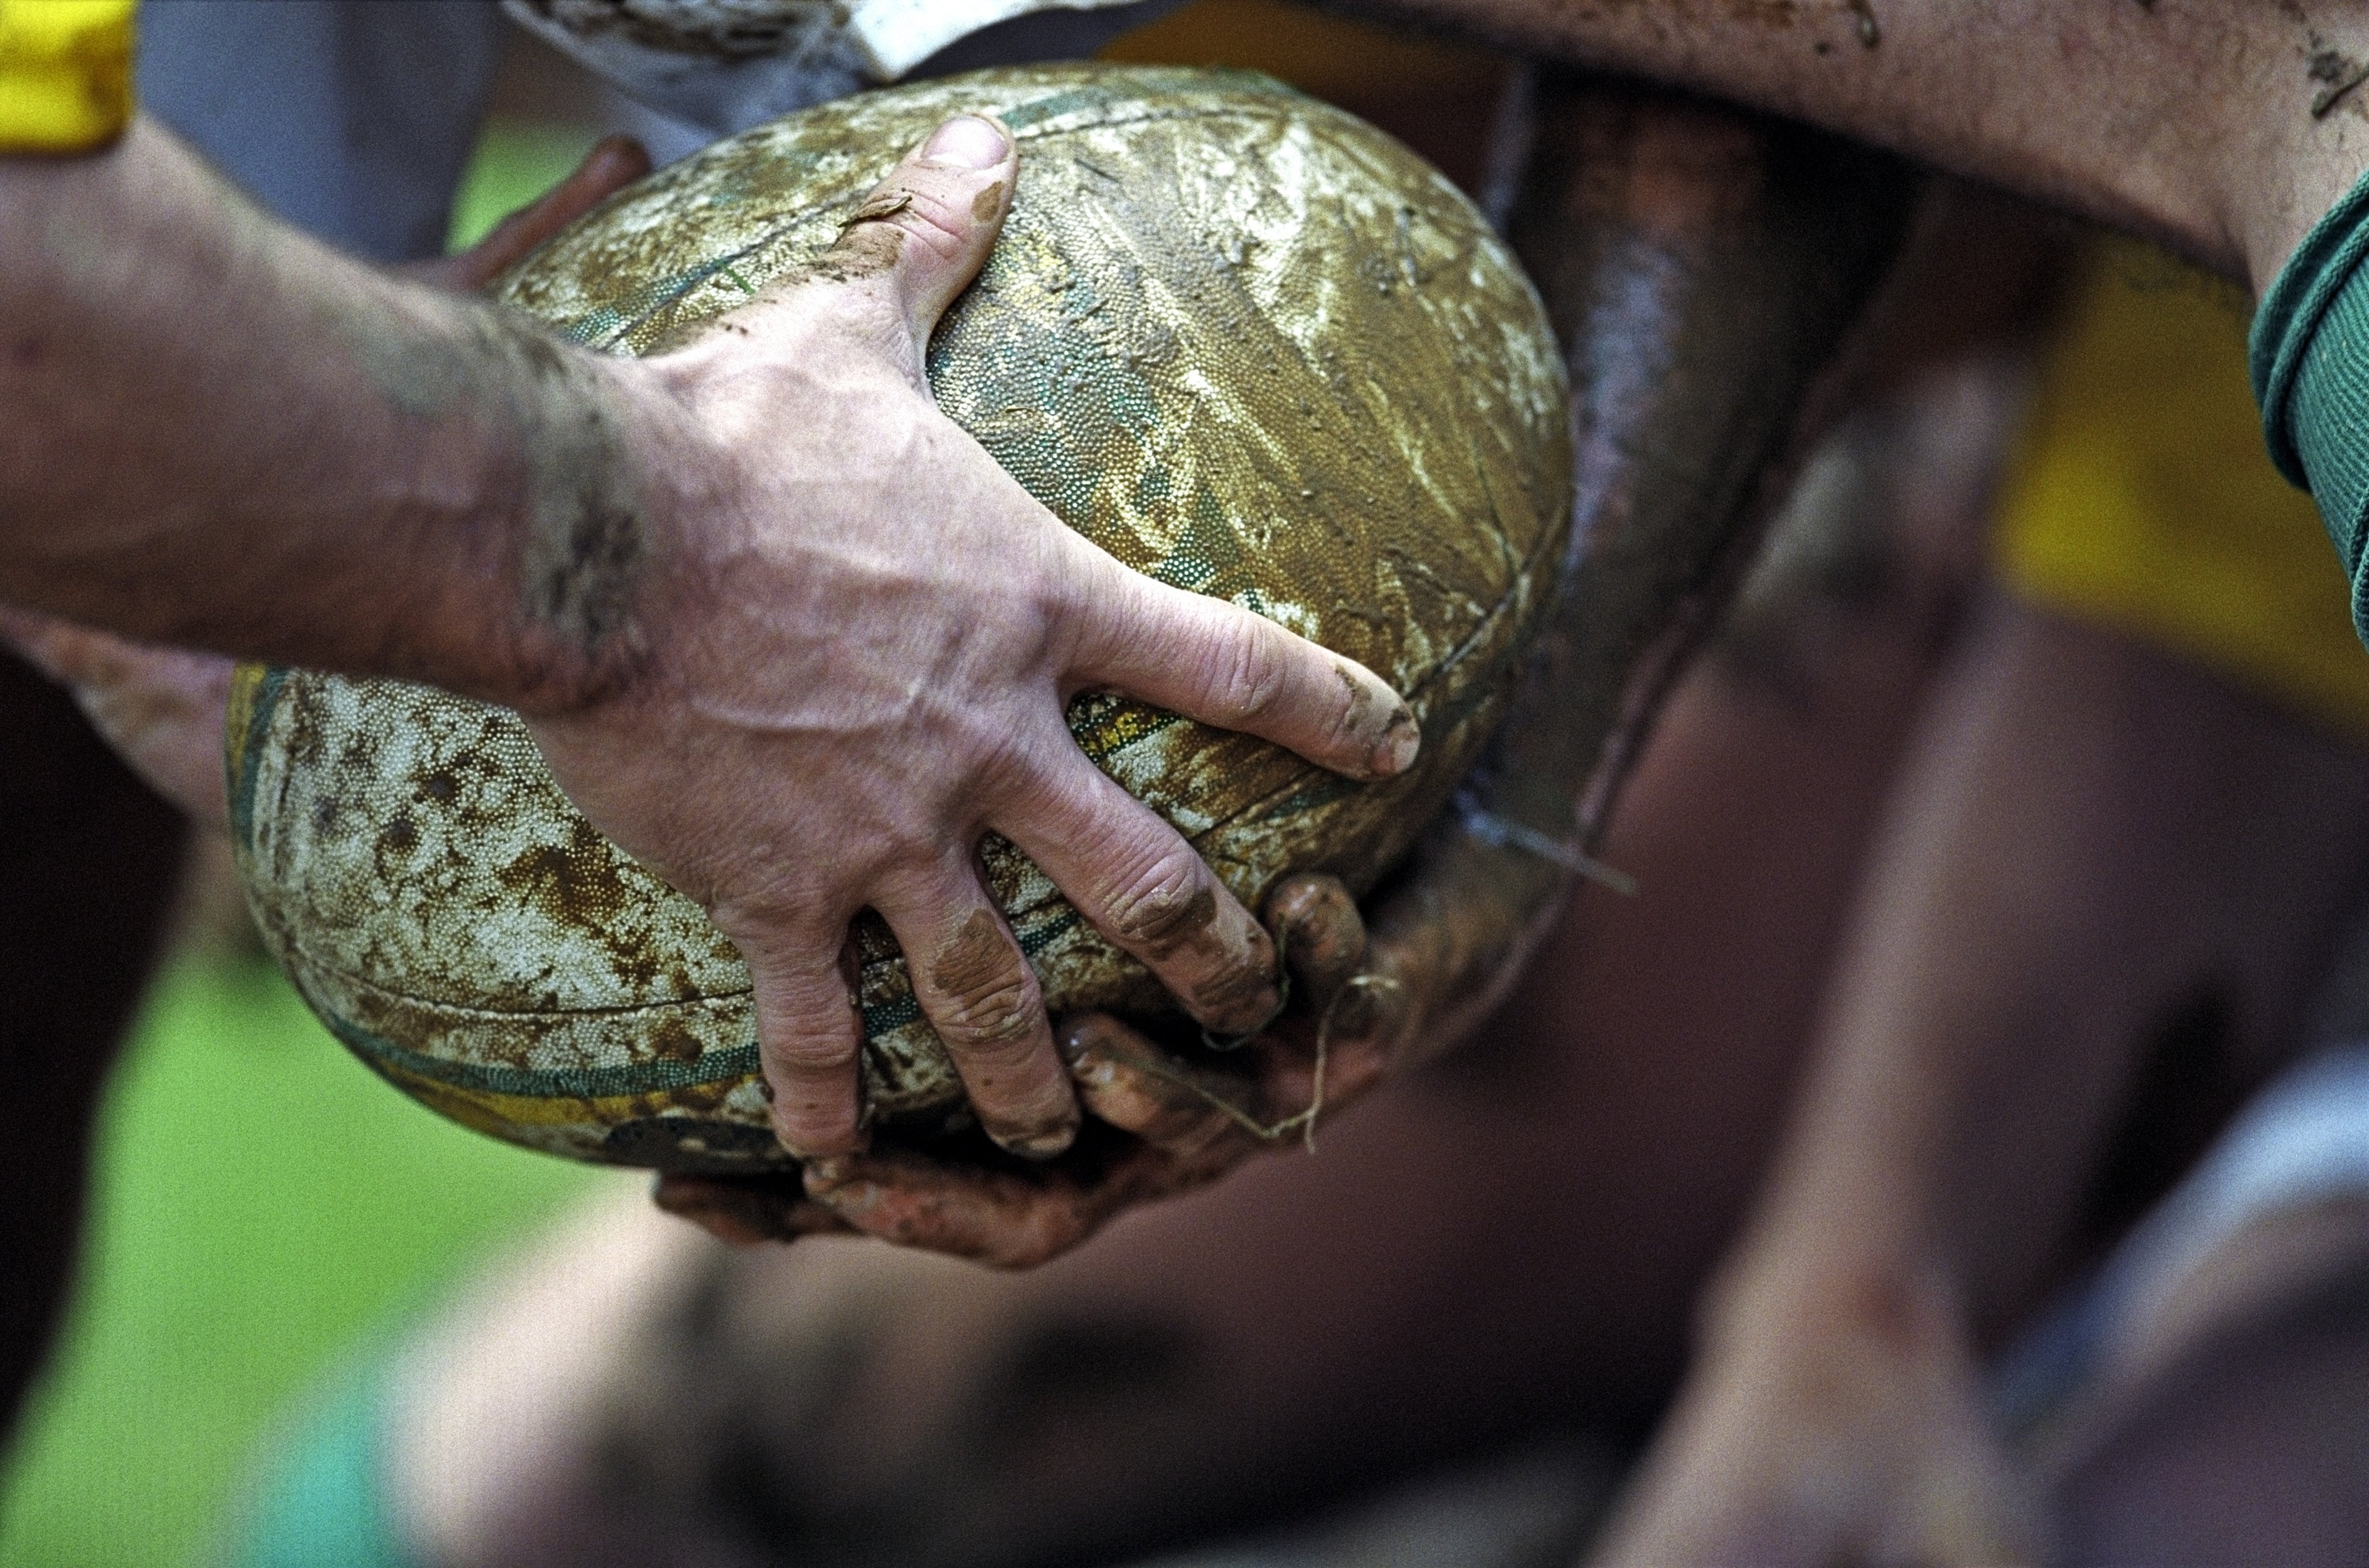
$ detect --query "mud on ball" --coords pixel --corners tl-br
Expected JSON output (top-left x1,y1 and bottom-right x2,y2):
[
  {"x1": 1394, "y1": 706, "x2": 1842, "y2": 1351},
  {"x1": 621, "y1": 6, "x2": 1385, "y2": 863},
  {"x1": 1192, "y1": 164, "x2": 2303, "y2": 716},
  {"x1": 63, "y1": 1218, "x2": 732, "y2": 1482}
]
[{"x1": 228, "y1": 64, "x2": 1574, "y2": 1173}]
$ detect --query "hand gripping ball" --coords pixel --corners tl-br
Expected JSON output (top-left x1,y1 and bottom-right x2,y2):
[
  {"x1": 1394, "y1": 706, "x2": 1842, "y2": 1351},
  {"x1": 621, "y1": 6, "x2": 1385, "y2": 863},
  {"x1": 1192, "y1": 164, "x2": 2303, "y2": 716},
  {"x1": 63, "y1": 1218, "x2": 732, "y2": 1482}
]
[{"x1": 228, "y1": 64, "x2": 1574, "y2": 1173}]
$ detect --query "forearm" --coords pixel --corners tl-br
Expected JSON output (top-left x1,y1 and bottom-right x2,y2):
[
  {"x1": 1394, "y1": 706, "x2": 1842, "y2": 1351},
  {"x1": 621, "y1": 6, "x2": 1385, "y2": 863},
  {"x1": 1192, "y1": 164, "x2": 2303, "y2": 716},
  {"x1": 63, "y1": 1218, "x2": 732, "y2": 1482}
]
[
  {"x1": 1714, "y1": 609, "x2": 2160, "y2": 1344},
  {"x1": 0, "y1": 117, "x2": 671, "y2": 711},
  {"x1": 1375, "y1": 0, "x2": 2358, "y2": 291},
  {"x1": 1716, "y1": 593, "x2": 2369, "y2": 1347},
  {"x1": 1591, "y1": 600, "x2": 2177, "y2": 1565}
]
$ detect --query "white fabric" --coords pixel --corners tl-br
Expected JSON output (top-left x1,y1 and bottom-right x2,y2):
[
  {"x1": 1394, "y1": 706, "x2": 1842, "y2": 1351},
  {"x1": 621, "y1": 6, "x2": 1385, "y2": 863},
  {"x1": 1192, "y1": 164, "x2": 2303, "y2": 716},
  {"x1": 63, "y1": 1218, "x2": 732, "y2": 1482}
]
[
  {"x1": 1993, "y1": 1041, "x2": 2369, "y2": 1434},
  {"x1": 500, "y1": 0, "x2": 1179, "y2": 136},
  {"x1": 2083, "y1": 1043, "x2": 2369, "y2": 1346}
]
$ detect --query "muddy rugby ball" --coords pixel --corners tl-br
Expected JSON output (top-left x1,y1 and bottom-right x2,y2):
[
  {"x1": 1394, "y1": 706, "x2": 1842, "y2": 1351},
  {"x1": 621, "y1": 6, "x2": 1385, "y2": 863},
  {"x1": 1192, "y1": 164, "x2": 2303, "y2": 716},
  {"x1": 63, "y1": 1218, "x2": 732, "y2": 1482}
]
[{"x1": 229, "y1": 64, "x2": 1574, "y2": 1173}]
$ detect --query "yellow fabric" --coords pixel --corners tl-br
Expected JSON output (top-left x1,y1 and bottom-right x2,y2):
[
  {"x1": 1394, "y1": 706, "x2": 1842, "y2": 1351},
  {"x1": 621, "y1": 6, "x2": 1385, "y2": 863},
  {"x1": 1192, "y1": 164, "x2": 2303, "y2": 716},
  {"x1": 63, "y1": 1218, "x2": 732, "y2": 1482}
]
[
  {"x1": 0, "y1": 0, "x2": 135, "y2": 154},
  {"x1": 1995, "y1": 234, "x2": 2369, "y2": 740}
]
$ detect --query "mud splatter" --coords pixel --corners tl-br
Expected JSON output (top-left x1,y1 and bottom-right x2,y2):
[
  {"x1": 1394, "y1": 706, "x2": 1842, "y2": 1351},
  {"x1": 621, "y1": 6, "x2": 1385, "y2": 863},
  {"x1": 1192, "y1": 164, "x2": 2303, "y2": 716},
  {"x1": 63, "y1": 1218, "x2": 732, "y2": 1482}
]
[
  {"x1": 337, "y1": 295, "x2": 650, "y2": 661},
  {"x1": 842, "y1": 188, "x2": 914, "y2": 228},
  {"x1": 2310, "y1": 43, "x2": 2369, "y2": 117},
  {"x1": 927, "y1": 909, "x2": 1032, "y2": 1042},
  {"x1": 1112, "y1": 881, "x2": 1217, "y2": 955},
  {"x1": 242, "y1": 66, "x2": 1573, "y2": 1161},
  {"x1": 497, "y1": 817, "x2": 632, "y2": 930}
]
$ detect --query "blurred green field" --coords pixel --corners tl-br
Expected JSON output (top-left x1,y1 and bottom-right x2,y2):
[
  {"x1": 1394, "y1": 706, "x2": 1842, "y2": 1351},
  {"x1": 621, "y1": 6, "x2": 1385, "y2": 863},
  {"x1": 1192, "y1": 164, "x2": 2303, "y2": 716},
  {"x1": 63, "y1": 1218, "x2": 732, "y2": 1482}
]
[
  {"x1": 0, "y1": 959, "x2": 605, "y2": 1568},
  {"x1": 0, "y1": 125, "x2": 619, "y2": 1568},
  {"x1": 444, "y1": 122, "x2": 615, "y2": 254}
]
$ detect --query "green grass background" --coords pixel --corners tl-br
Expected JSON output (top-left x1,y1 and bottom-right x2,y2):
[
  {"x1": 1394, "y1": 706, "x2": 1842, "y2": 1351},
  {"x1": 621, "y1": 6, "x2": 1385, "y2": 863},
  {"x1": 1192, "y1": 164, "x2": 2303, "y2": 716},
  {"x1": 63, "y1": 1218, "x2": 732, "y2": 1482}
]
[{"x1": 0, "y1": 126, "x2": 618, "y2": 1568}]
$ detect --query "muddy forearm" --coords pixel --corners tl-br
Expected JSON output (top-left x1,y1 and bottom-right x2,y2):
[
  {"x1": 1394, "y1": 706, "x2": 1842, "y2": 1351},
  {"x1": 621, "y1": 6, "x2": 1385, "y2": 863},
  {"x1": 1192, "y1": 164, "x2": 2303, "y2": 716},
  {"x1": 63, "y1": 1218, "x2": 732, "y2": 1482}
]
[
  {"x1": 0, "y1": 117, "x2": 666, "y2": 712},
  {"x1": 1368, "y1": 0, "x2": 2355, "y2": 291},
  {"x1": 1374, "y1": 76, "x2": 1919, "y2": 1054}
]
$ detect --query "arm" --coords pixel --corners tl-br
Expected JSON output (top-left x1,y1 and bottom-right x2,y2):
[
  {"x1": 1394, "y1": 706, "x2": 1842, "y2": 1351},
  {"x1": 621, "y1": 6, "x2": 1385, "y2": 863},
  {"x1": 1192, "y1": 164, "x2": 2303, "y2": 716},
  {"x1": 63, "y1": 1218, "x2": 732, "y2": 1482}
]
[
  {"x1": 1370, "y1": 0, "x2": 2357, "y2": 294},
  {"x1": 1596, "y1": 593, "x2": 2369, "y2": 1566},
  {"x1": 0, "y1": 115, "x2": 1418, "y2": 1162},
  {"x1": 0, "y1": 133, "x2": 663, "y2": 827},
  {"x1": 0, "y1": 117, "x2": 642, "y2": 699}
]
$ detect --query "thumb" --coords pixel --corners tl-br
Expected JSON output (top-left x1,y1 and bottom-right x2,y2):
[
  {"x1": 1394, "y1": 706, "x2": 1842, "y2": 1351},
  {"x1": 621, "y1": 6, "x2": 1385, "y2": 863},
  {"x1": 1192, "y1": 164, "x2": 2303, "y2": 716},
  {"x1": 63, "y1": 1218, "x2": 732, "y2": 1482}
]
[{"x1": 822, "y1": 114, "x2": 1017, "y2": 347}]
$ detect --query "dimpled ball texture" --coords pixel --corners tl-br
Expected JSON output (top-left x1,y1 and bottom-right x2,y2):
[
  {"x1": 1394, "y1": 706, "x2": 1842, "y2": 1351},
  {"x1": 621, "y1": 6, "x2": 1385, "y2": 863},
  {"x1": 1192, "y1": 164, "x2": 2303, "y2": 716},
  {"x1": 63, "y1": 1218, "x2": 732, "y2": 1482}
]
[{"x1": 228, "y1": 65, "x2": 1574, "y2": 1173}]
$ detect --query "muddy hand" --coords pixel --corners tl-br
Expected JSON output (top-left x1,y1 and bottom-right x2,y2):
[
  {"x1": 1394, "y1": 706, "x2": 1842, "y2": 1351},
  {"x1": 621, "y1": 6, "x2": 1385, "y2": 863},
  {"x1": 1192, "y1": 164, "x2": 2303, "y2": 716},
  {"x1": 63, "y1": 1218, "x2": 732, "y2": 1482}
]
[
  {"x1": 648, "y1": 80, "x2": 1917, "y2": 1263},
  {"x1": 533, "y1": 114, "x2": 1415, "y2": 1166},
  {"x1": 951, "y1": 75, "x2": 1932, "y2": 1161},
  {"x1": 655, "y1": 878, "x2": 1383, "y2": 1268},
  {"x1": 906, "y1": 78, "x2": 1929, "y2": 1177}
]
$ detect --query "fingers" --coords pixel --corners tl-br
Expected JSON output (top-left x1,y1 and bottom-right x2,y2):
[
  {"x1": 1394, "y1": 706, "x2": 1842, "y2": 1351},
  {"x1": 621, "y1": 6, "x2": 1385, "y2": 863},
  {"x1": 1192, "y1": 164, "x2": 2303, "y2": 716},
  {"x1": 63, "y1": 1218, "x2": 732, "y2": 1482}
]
[
  {"x1": 814, "y1": 113, "x2": 1017, "y2": 347},
  {"x1": 1063, "y1": 562, "x2": 1420, "y2": 783},
  {"x1": 803, "y1": 1149, "x2": 1104, "y2": 1269},
  {"x1": 0, "y1": 604, "x2": 139, "y2": 689},
  {"x1": 0, "y1": 608, "x2": 236, "y2": 830},
  {"x1": 732, "y1": 925, "x2": 869, "y2": 1160},
  {"x1": 1058, "y1": 1013, "x2": 1259, "y2": 1164},
  {"x1": 999, "y1": 756, "x2": 1280, "y2": 1038},
  {"x1": 1265, "y1": 873, "x2": 1365, "y2": 1009},
  {"x1": 426, "y1": 134, "x2": 652, "y2": 292},
  {"x1": 875, "y1": 865, "x2": 1078, "y2": 1160},
  {"x1": 650, "y1": 1171, "x2": 853, "y2": 1247}
]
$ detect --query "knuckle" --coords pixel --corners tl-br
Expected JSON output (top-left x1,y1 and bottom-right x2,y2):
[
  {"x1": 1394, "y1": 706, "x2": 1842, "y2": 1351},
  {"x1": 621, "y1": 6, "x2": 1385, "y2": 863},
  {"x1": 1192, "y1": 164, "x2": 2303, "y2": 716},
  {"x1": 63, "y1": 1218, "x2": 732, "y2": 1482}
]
[
  {"x1": 838, "y1": 179, "x2": 974, "y2": 267},
  {"x1": 762, "y1": 1023, "x2": 859, "y2": 1078},
  {"x1": 919, "y1": 912, "x2": 1043, "y2": 1060},
  {"x1": 890, "y1": 192, "x2": 975, "y2": 261},
  {"x1": 934, "y1": 972, "x2": 1041, "y2": 1057},
  {"x1": 1205, "y1": 619, "x2": 1289, "y2": 724},
  {"x1": 1099, "y1": 846, "x2": 1215, "y2": 954}
]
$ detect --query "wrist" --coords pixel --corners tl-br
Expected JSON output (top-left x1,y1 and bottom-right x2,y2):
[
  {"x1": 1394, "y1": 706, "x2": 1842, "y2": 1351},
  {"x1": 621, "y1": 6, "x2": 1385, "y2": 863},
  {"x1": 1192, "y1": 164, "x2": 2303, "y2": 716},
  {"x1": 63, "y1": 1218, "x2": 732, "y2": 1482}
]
[
  {"x1": 471, "y1": 337, "x2": 701, "y2": 718},
  {"x1": 1698, "y1": 1236, "x2": 1964, "y2": 1370}
]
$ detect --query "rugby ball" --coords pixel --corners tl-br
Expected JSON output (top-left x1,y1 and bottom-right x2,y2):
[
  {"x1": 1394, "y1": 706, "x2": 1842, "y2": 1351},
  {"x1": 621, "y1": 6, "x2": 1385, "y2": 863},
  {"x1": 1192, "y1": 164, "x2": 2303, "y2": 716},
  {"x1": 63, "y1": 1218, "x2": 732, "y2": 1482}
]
[{"x1": 228, "y1": 64, "x2": 1573, "y2": 1171}]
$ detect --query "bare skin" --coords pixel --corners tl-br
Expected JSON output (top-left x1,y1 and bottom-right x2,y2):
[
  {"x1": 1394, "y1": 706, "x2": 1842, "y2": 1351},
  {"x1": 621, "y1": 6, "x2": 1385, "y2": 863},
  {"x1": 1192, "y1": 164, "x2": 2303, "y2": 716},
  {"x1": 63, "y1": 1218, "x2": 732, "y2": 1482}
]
[
  {"x1": 22, "y1": 75, "x2": 1920, "y2": 1268},
  {"x1": 652, "y1": 75, "x2": 1924, "y2": 1264},
  {"x1": 608, "y1": 0, "x2": 2369, "y2": 1260},
  {"x1": 382, "y1": 294, "x2": 2369, "y2": 1568},
  {"x1": 381, "y1": 326, "x2": 2013, "y2": 1568},
  {"x1": 0, "y1": 135, "x2": 663, "y2": 833},
  {"x1": 1385, "y1": 0, "x2": 2369, "y2": 296},
  {"x1": 0, "y1": 112, "x2": 1416, "y2": 1163},
  {"x1": 34, "y1": 2, "x2": 2369, "y2": 1256},
  {"x1": 1595, "y1": 600, "x2": 2369, "y2": 1567},
  {"x1": 0, "y1": 135, "x2": 668, "y2": 1448}
]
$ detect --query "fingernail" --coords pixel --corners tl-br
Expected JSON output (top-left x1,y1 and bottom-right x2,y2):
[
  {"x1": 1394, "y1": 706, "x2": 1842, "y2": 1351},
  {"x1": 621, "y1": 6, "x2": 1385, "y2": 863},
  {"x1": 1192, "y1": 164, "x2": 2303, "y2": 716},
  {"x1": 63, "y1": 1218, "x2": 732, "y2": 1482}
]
[
  {"x1": 1368, "y1": 706, "x2": 1420, "y2": 777},
  {"x1": 991, "y1": 1119, "x2": 1077, "y2": 1161},
  {"x1": 922, "y1": 115, "x2": 1009, "y2": 170},
  {"x1": 777, "y1": 1125, "x2": 866, "y2": 1162}
]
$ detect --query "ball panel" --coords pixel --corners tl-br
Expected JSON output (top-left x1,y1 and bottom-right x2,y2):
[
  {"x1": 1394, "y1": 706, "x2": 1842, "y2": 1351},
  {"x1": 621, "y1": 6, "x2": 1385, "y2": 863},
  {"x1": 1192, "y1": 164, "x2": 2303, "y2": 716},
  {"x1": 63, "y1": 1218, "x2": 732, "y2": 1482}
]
[{"x1": 356, "y1": 1049, "x2": 780, "y2": 1173}]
